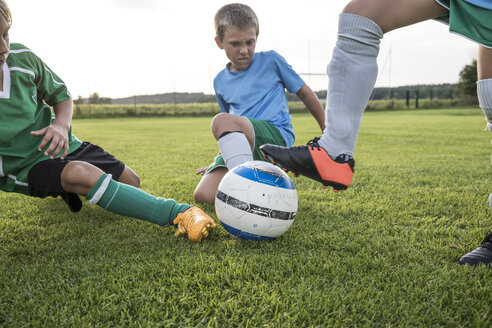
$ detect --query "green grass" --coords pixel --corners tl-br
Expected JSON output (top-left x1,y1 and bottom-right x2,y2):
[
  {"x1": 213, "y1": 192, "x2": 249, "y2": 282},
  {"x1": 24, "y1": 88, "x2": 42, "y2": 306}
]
[{"x1": 1, "y1": 107, "x2": 491, "y2": 327}]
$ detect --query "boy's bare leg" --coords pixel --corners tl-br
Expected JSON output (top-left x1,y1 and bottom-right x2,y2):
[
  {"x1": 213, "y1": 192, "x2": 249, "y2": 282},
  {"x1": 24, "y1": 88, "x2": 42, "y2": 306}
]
[
  {"x1": 343, "y1": 0, "x2": 448, "y2": 33},
  {"x1": 194, "y1": 167, "x2": 228, "y2": 204},
  {"x1": 117, "y1": 165, "x2": 141, "y2": 188},
  {"x1": 478, "y1": 45, "x2": 492, "y2": 80}
]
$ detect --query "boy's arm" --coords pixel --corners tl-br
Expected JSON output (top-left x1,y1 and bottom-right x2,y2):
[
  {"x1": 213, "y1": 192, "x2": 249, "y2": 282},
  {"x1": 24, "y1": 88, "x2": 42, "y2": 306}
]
[
  {"x1": 30, "y1": 98, "x2": 73, "y2": 160},
  {"x1": 296, "y1": 84, "x2": 325, "y2": 132}
]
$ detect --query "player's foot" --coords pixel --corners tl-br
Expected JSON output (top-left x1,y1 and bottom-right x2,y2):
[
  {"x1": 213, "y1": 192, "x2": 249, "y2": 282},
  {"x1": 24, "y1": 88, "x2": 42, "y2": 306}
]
[
  {"x1": 260, "y1": 138, "x2": 354, "y2": 191},
  {"x1": 459, "y1": 231, "x2": 492, "y2": 266},
  {"x1": 173, "y1": 207, "x2": 216, "y2": 242}
]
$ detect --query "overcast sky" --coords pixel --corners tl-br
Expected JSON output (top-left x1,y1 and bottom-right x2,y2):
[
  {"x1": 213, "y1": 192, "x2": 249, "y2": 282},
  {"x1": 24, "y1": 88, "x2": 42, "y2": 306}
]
[{"x1": 8, "y1": 0, "x2": 478, "y2": 99}]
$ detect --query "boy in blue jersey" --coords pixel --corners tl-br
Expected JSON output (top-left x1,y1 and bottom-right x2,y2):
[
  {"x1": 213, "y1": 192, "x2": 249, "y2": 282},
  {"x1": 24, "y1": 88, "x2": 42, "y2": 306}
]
[
  {"x1": 0, "y1": 0, "x2": 215, "y2": 242},
  {"x1": 193, "y1": 3, "x2": 325, "y2": 203},
  {"x1": 260, "y1": 0, "x2": 492, "y2": 265}
]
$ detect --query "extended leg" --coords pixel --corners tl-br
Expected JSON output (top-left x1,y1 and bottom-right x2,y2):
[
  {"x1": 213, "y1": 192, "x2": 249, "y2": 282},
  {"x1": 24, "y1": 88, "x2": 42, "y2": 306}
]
[
  {"x1": 61, "y1": 161, "x2": 216, "y2": 242},
  {"x1": 261, "y1": 0, "x2": 448, "y2": 189}
]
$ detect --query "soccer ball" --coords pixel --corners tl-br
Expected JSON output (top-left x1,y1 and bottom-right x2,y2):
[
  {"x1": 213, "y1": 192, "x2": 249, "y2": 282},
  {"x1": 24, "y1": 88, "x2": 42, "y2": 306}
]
[{"x1": 215, "y1": 160, "x2": 298, "y2": 240}]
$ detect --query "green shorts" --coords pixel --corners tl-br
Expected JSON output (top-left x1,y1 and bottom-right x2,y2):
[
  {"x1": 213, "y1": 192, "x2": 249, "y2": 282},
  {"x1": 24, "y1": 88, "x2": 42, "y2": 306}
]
[
  {"x1": 435, "y1": 0, "x2": 492, "y2": 47},
  {"x1": 205, "y1": 117, "x2": 286, "y2": 174}
]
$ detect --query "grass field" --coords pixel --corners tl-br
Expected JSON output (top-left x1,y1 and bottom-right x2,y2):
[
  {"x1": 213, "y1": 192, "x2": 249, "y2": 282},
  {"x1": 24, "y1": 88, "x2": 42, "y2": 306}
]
[{"x1": 1, "y1": 107, "x2": 491, "y2": 327}]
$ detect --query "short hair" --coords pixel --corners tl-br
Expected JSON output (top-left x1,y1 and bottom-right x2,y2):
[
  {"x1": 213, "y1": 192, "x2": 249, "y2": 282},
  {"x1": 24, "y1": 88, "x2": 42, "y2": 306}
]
[
  {"x1": 0, "y1": 0, "x2": 12, "y2": 27},
  {"x1": 214, "y1": 3, "x2": 259, "y2": 42}
]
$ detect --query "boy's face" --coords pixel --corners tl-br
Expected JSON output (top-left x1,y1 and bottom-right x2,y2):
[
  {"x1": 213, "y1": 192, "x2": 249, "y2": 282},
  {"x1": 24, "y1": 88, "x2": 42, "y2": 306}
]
[
  {"x1": 0, "y1": 16, "x2": 9, "y2": 66},
  {"x1": 216, "y1": 26, "x2": 256, "y2": 72}
]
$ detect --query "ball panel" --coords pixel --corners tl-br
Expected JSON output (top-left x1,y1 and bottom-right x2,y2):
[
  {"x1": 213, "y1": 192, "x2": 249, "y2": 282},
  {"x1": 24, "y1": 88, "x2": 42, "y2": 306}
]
[
  {"x1": 220, "y1": 221, "x2": 276, "y2": 241},
  {"x1": 232, "y1": 161, "x2": 296, "y2": 190}
]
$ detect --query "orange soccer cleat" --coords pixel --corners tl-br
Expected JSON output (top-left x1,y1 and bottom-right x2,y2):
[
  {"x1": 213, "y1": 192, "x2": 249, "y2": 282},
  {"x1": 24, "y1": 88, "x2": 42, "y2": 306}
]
[
  {"x1": 173, "y1": 207, "x2": 216, "y2": 242},
  {"x1": 260, "y1": 138, "x2": 354, "y2": 191}
]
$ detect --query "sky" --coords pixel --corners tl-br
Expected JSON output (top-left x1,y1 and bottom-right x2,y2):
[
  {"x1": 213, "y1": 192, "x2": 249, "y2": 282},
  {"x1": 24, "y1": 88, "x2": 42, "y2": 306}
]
[{"x1": 8, "y1": 0, "x2": 478, "y2": 99}]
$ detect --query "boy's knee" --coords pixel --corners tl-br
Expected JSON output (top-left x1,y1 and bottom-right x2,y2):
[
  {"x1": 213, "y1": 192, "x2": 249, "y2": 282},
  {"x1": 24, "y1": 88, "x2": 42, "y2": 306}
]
[
  {"x1": 193, "y1": 187, "x2": 215, "y2": 204},
  {"x1": 211, "y1": 113, "x2": 231, "y2": 130},
  {"x1": 61, "y1": 161, "x2": 102, "y2": 191},
  {"x1": 211, "y1": 113, "x2": 249, "y2": 139}
]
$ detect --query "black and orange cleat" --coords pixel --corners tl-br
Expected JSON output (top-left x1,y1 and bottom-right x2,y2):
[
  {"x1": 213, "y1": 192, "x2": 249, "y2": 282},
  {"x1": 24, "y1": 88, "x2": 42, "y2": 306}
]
[{"x1": 260, "y1": 138, "x2": 354, "y2": 191}]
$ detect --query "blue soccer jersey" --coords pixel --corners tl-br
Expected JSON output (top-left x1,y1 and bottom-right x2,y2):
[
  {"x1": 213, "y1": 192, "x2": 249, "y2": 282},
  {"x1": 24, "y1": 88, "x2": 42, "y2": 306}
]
[{"x1": 213, "y1": 50, "x2": 305, "y2": 147}]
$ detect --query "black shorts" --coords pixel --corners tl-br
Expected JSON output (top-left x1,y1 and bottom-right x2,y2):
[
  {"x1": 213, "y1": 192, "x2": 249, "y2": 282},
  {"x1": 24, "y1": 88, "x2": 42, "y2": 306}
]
[{"x1": 27, "y1": 142, "x2": 126, "y2": 212}]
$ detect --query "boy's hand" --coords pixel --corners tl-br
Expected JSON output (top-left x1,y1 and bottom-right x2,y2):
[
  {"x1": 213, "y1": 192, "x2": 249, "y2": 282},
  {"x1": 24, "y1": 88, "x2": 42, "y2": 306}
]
[
  {"x1": 31, "y1": 122, "x2": 70, "y2": 159},
  {"x1": 196, "y1": 167, "x2": 208, "y2": 175}
]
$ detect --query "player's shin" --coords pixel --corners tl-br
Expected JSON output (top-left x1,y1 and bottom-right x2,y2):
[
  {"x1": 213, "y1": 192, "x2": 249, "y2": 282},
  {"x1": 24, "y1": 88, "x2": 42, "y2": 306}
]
[
  {"x1": 218, "y1": 131, "x2": 253, "y2": 169},
  {"x1": 319, "y1": 13, "x2": 383, "y2": 156},
  {"x1": 85, "y1": 173, "x2": 190, "y2": 226}
]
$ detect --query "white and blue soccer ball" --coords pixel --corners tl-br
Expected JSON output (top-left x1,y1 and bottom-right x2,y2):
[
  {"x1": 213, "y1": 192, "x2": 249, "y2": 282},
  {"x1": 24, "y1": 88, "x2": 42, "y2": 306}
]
[{"x1": 215, "y1": 161, "x2": 298, "y2": 240}]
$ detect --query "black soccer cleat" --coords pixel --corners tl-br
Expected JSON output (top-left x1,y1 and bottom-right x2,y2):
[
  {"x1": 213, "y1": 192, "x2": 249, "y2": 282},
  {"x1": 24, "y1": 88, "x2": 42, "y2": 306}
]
[
  {"x1": 459, "y1": 231, "x2": 492, "y2": 266},
  {"x1": 260, "y1": 138, "x2": 354, "y2": 191}
]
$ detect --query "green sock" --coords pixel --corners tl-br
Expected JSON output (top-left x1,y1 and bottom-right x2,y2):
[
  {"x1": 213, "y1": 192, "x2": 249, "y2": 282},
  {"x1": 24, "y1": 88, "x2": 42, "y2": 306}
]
[{"x1": 86, "y1": 173, "x2": 191, "y2": 226}]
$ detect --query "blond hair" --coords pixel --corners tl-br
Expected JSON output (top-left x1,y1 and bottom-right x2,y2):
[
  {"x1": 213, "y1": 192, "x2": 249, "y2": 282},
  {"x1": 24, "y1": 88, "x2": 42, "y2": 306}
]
[
  {"x1": 214, "y1": 3, "x2": 259, "y2": 42},
  {"x1": 0, "y1": 0, "x2": 12, "y2": 26}
]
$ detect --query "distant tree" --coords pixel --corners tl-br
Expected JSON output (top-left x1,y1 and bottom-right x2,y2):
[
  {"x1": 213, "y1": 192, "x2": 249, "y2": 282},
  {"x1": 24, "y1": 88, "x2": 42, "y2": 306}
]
[
  {"x1": 74, "y1": 95, "x2": 85, "y2": 105},
  {"x1": 89, "y1": 92, "x2": 112, "y2": 104},
  {"x1": 457, "y1": 59, "x2": 477, "y2": 98}
]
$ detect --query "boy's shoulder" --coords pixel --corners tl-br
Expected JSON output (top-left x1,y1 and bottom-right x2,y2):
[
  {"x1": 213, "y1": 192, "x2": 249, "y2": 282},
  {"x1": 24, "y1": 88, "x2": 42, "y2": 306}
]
[
  {"x1": 256, "y1": 50, "x2": 283, "y2": 61},
  {"x1": 10, "y1": 43, "x2": 31, "y2": 51},
  {"x1": 9, "y1": 43, "x2": 35, "y2": 56},
  {"x1": 7, "y1": 44, "x2": 45, "y2": 74},
  {"x1": 8, "y1": 43, "x2": 37, "y2": 63}
]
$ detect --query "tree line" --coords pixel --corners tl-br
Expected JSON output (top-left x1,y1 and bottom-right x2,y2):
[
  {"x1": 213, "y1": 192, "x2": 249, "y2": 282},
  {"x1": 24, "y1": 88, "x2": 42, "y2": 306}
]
[{"x1": 76, "y1": 59, "x2": 478, "y2": 105}]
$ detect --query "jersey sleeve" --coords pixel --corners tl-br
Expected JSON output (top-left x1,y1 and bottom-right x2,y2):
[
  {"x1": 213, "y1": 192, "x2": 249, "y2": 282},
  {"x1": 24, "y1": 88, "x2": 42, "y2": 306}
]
[
  {"x1": 213, "y1": 75, "x2": 230, "y2": 113},
  {"x1": 272, "y1": 51, "x2": 305, "y2": 94},
  {"x1": 215, "y1": 93, "x2": 230, "y2": 113},
  {"x1": 30, "y1": 53, "x2": 71, "y2": 106}
]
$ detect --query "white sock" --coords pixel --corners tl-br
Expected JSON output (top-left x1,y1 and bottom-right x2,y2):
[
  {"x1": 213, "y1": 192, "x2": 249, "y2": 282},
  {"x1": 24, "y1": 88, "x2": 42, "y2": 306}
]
[
  {"x1": 318, "y1": 13, "x2": 383, "y2": 157},
  {"x1": 218, "y1": 132, "x2": 253, "y2": 170},
  {"x1": 477, "y1": 78, "x2": 492, "y2": 133}
]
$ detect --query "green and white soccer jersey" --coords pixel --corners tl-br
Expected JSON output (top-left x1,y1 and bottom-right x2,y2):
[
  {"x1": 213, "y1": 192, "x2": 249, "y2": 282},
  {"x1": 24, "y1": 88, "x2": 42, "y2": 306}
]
[{"x1": 0, "y1": 43, "x2": 81, "y2": 194}]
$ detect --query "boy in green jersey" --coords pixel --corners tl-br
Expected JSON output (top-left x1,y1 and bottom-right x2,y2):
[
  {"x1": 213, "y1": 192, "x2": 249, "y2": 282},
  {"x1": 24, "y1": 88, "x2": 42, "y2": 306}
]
[{"x1": 0, "y1": 0, "x2": 215, "y2": 242}]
